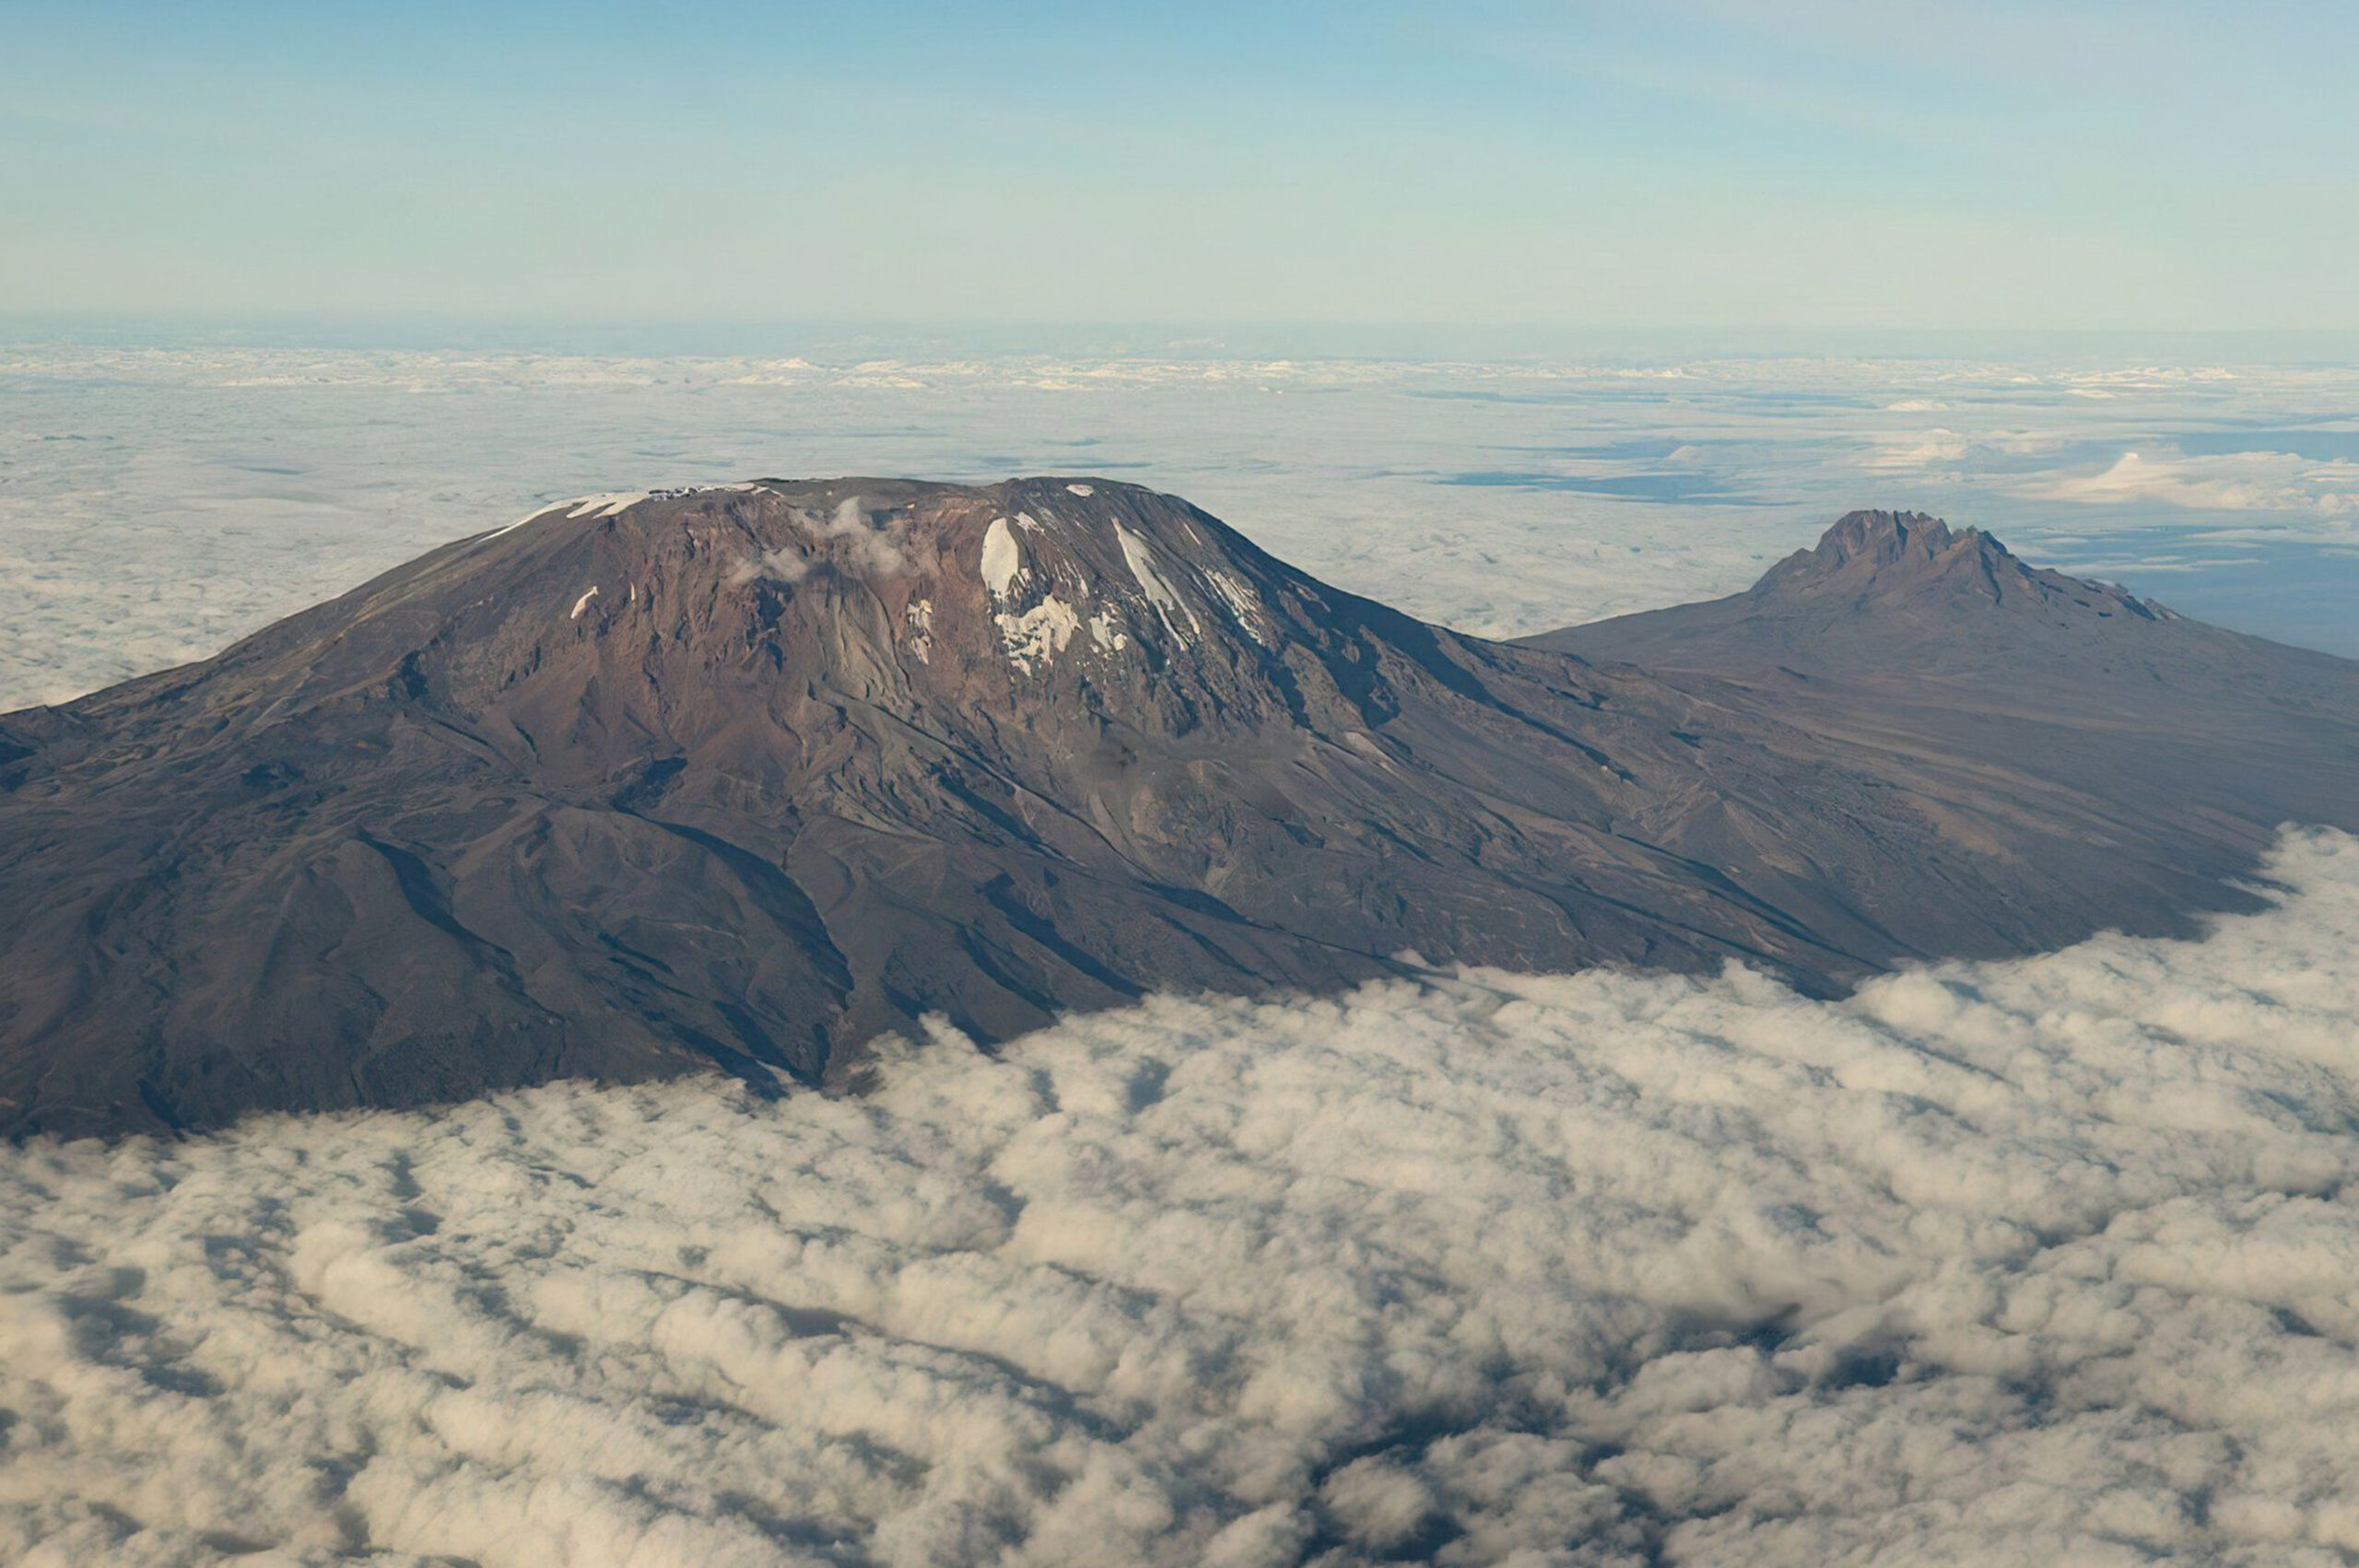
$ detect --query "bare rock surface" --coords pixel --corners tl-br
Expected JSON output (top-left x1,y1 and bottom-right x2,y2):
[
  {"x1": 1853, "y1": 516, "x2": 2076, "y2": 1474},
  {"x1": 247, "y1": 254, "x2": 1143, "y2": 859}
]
[{"x1": 3, "y1": 486, "x2": 2352, "y2": 1137}]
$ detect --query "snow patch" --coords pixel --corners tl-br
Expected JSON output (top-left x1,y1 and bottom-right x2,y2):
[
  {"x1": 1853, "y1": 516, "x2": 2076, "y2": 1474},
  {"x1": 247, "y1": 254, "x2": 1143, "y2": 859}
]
[
  {"x1": 906, "y1": 598, "x2": 934, "y2": 664},
  {"x1": 569, "y1": 586, "x2": 600, "y2": 620},
  {"x1": 1065, "y1": 483, "x2": 1095, "y2": 497},
  {"x1": 1114, "y1": 522, "x2": 1202, "y2": 640},
  {"x1": 481, "y1": 487, "x2": 684, "y2": 546},
  {"x1": 996, "y1": 594, "x2": 1083, "y2": 674},
  {"x1": 480, "y1": 502, "x2": 564, "y2": 542},
  {"x1": 567, "y1": 492, "x2": 644, "y2": 521},
  {"x1": 1013, "y1": 511, "x2": 1045, "y2": 533},
  {"x1": 980, "y1": 518, "x2": 1027, "y2": 601},
  {"x1": 1087, "y1": 608, "x2": 1130, "y2": 652},
  {"x1": 1204, "y1": 570, "x2": 1271, "y2": 646}
]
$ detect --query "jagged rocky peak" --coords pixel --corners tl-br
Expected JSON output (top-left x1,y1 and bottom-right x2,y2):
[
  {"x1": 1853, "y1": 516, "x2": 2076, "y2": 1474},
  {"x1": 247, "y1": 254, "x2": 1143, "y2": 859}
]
[
  {"x1": 1760, "y1": 509, "x2": 1996, "y2": 586},
  {"x1": 1744, "y1": 507, "x2": 2161, "y2": 623},
  {"x1": 1823, "y1": 509, "x2": 1965, "y2": 558}
]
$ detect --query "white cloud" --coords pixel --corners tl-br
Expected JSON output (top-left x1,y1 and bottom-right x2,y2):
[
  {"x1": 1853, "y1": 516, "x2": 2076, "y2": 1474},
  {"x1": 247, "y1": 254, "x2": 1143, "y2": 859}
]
[
  {"x1": 5, "y1": 828, "x2": 2359, "y2": 1565},
  {"x1": 727, "y1": 544, "x2": 811, "y2": 586},
  {"x1": 1854, "y1": 427, "x2": 1969, "y2": 472},
  {"x1": 2019, "y1": 448, "x2": 2359, "y2": 519}
]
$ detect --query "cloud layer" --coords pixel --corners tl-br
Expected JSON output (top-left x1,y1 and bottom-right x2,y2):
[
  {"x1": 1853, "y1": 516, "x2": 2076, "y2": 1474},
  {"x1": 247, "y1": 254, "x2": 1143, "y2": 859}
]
[
  {"x1": 14, "y1": 345, "x2": 2359, "y2": 713},
  {"x1": 5, "y1": 828, "x2": 2358, "y2": 1565}
]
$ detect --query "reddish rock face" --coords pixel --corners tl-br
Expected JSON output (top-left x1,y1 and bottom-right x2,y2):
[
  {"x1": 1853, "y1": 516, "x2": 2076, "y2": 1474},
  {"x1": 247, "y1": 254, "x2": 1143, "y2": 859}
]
[{"x1": 4, "y1": 483, "x2": 2354, "y2": 1137}]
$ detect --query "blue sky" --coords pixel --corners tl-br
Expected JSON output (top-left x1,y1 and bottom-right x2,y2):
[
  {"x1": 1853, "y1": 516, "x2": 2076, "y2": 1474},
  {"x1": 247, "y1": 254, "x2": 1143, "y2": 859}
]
[{"x1": 4, "y1": 0, "x2": 2353, "y2": 330}]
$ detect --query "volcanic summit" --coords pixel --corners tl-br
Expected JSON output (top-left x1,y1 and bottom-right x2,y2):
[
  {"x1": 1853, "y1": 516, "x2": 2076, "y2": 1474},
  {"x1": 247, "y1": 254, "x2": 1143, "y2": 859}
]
[{"x1": 2, "y1": 482, "x2": 2353, "y2": 1137}]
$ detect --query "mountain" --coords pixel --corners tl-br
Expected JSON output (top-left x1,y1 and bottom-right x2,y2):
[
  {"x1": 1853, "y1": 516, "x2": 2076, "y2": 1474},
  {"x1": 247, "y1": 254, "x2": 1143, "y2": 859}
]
[
  {"x1": 1520, "y1": 509, "x2": 2359, "y2": 892},
  {"x1": 2, "y1": 486, "x2": 2353, "y2": 1137}
]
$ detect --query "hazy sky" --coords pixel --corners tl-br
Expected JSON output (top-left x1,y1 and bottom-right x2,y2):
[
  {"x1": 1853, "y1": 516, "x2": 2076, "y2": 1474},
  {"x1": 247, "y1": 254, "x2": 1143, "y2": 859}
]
[{"x1": 4, "y1": 1, "x2": 2354, "y2": 330}]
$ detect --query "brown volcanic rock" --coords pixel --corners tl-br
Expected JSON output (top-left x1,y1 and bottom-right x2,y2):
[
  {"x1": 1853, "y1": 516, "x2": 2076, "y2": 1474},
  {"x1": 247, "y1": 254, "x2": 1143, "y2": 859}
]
[{"x1": 3, "y1": 487, "x2": 2353, "y2": 1137}]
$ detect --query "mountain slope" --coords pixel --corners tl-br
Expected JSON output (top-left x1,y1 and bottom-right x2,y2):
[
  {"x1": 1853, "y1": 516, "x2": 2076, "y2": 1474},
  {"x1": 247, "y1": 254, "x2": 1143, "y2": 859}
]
[
  {"x1": 1522, "y1": 508, "x2": 2359, "y2": 913},
  {"x1": 3, "y1": 487, "x2": 2352, "y2": 1137}
]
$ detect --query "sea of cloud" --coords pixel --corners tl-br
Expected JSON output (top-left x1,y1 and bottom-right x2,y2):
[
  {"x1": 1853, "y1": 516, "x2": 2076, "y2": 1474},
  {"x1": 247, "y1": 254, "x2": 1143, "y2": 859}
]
[
  {"x1": 7, "y1": 343, "x2": 2359, "y2": 712},
  {"x1": 6, "y1": 825, "x2": 2358, "y2": 1567}
]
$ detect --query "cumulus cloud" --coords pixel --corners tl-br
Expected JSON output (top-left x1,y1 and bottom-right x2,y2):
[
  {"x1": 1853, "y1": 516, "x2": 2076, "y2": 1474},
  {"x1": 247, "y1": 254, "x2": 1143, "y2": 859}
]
[
  {"x1": 810, "y1": 495, "x2": 910, "y2": 578},
  {"x1": 2019, "y1": 448, "x2": 2359, "y2": 519},
  {"x1": 727, "y1": 545, "x2": 812, "y2": 586},
  {"x1": 1854, "y1": 427, "x2": 1970, "y2": 473},
  {"x1": 727, "y1": 497, "x2": 914, "y2": 588},
  {"x1": 5, "y1": 830, "x2": 2359, "y2": 1564}
]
